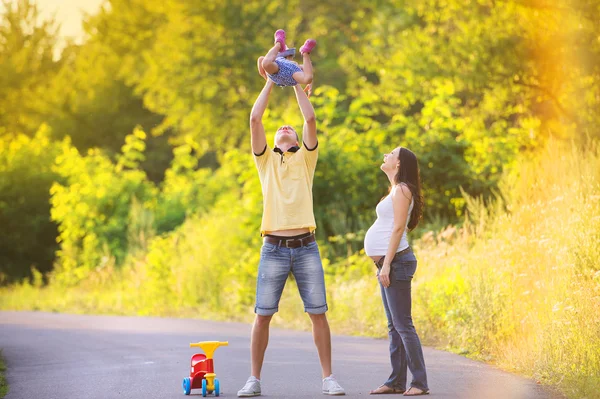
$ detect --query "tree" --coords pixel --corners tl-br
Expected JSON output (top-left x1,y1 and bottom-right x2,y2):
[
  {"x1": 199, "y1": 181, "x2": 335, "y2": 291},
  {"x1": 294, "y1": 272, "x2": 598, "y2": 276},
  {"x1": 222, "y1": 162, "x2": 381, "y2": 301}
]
[
  {"x1": 334, "y1": 0, "x2": 600, "y2": 218},
  {"x1": 0, "y1": 0, "x2": 60, "y2": 136}
]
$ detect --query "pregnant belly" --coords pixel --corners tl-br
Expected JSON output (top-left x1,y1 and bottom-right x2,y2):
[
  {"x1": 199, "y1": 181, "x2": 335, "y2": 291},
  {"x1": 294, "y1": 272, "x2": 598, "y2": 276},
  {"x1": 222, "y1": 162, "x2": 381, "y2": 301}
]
[{"x1": 365, "y1": 225, "x2": 386, "y2": 262}]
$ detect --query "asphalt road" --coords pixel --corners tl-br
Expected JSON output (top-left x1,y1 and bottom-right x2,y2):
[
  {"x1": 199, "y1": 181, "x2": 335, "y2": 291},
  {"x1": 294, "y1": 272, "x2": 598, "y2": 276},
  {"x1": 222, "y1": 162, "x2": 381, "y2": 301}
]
[{"x1": 0, "y1": 311, "x2": 561, "y2": 399}]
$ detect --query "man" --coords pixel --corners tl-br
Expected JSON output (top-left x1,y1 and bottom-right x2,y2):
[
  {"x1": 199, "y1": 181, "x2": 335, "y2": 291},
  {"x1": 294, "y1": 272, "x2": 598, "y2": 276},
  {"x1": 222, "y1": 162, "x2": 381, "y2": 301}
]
[{"x1": 236, "y1": 72, "x2": 345, "y2": 397}]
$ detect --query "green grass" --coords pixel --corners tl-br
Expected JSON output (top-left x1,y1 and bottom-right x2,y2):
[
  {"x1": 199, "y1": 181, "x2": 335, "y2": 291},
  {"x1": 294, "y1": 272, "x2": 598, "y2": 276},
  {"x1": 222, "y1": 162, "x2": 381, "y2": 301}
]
[
  {"x1": 0, "y1": 349, "x2": 8, "y2": 398},
  {"x1": 408, "y1": 140, "x2": 600, "y2": 398}
]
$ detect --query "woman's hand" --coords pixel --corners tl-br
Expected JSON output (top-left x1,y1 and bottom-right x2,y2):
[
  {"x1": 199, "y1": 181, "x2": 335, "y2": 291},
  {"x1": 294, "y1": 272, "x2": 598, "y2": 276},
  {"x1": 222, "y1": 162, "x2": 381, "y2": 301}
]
[{"x1": 378, "y1": 263, "x2": 391, "y2": 288}]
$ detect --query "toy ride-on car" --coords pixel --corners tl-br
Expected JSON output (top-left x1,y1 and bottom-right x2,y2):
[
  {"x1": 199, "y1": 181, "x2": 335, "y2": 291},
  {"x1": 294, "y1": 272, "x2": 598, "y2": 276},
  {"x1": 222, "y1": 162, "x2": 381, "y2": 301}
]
[{"x1": 182, "y1": 340, "x2": 228, "y2": 396}]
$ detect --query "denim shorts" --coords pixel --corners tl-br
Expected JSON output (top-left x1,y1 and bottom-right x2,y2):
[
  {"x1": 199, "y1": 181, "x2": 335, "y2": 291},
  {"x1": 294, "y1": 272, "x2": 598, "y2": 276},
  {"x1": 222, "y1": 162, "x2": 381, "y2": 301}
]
[{"x1": 255, "y1": 241, "x2": 328, "y2": 316}]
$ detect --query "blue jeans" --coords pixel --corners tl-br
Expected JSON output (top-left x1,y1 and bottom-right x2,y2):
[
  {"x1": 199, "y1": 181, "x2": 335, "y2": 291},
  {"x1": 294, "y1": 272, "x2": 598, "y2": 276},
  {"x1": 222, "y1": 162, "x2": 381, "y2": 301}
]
[
  {"x1": 255, "y1": 241, "x2": 328, "y2": 316},
  {"x1": 376, "y1": 248, "x2": 428, "y2": 392}
]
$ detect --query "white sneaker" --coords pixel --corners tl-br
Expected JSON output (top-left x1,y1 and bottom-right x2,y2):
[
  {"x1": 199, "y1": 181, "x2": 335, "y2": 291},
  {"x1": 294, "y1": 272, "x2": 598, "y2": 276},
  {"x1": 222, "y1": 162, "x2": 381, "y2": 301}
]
[
  {"x1": 322, "y1": 375, "x2": 345, "y2": 395},
  {"x1": 237, "y1": 376, "x2": 261, "y2": 397}
]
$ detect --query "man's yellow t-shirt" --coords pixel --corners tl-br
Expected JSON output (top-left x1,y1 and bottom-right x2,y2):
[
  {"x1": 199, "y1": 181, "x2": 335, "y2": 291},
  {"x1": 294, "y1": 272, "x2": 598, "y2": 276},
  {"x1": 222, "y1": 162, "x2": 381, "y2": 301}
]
[{"x1": 253, "y1": 143, "x2": 318, "y2": 235}]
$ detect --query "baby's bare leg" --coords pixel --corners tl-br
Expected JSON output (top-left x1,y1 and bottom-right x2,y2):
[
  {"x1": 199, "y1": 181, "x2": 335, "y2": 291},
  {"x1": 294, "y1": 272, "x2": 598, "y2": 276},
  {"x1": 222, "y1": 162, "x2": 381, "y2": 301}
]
[
  {"x1": 292, "y1": 71, "x2": 311, "y2": 85},
  {"x1": 257, "y1": 56, "x2": 267, "y2": 80},
  {"x1": 261, "y1": 43, "x2": 282, "y2": 75},
  {"x1": 293, "y1": 54, "x2": 313, "y2": 84}
]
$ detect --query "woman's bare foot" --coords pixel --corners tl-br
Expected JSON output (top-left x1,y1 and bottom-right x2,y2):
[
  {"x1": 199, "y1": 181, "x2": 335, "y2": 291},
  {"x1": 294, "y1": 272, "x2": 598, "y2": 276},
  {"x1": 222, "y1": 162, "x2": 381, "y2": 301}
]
[
  {"x1": 257, "y1": 56, "x2": 267, "y2": 80},
  {"x1": 370, "y1": 384, "x2": 405, "y2": 394},
  {"x1": 403, "y1": 387, "x2": 429, "y2": 396}
]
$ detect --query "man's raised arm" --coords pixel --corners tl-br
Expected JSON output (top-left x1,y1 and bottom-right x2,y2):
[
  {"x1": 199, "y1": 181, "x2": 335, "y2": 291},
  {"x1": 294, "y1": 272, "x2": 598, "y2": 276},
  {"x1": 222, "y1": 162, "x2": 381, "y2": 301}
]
[
  {"x1": 250, "y1": 80, "x2": 274, "y2": 155},
  {"x1": 293, "y1": 84, "x2": 317, "y2": 149}
]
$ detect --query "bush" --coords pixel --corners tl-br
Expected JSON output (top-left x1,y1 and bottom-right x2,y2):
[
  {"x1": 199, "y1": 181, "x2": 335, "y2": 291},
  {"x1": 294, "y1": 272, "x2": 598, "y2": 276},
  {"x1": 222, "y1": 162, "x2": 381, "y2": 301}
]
[
  {"x1": 0, "y1": 126, "x2": 64, "y2": 283},
  {"x1": 50, "y1": 127, "x2": 157, "y2": 285}
]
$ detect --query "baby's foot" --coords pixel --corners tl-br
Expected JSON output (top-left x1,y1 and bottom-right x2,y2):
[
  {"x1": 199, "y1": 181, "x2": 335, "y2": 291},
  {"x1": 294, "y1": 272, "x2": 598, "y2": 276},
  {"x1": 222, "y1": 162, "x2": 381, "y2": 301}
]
[
  {"x1": 274, "y1": 29, "x2": 287, "y2": 51},
  {"x1": 300, "y1": 39, "x2": 316, "y2": 55}
]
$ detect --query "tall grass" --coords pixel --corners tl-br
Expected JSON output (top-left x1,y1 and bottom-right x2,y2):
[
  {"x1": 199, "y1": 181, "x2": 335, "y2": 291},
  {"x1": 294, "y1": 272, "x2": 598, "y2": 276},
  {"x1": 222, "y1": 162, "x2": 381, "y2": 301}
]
[
  {"x1": 1, "y1": 139, "x2": 598, "y2": 398},
  {"x1": 410, "y1": 139, "x2": 600, "y2": 398}
]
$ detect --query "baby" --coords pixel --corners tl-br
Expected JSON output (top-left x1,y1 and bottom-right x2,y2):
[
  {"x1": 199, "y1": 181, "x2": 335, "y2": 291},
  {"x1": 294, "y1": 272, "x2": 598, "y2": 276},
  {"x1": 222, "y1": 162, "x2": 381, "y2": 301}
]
[{"x1": 257, "y1": 29, "x2": 316, "y2": 88}]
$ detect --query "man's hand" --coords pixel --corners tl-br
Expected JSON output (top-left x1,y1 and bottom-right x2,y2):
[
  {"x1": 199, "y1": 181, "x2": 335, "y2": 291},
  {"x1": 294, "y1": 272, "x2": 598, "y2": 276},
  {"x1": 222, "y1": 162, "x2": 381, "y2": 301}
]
[{"x1": 303, "y1": 83, "x2": 312, "y2": 98}]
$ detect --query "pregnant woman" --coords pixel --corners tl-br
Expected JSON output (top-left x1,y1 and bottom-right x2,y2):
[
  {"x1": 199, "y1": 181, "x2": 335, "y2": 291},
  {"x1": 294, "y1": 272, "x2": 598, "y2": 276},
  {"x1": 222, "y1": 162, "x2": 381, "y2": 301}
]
[{"x1": 364, "y1": 147, "x2": 429, "y2": 396}]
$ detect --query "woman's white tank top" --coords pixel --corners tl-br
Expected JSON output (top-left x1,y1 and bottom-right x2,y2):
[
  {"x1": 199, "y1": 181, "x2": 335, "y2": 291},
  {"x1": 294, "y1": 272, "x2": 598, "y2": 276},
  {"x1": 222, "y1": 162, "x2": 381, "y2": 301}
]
[{"x1": 364, "y1": 187, "x2": 413, "y2": 256}]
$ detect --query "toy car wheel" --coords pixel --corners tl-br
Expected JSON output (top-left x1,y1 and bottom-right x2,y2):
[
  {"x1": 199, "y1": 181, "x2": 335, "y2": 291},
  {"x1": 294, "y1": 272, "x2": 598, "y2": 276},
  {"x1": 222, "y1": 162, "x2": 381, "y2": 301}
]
[
  {"x1": 201, "y1": 378, "x2": 207, "y2": 397},
  {"x1": 182, "y1": 377, "x2": 192, "y2": 395},
  {"x1": 215, "y1": 378, "x2": 220, "y2": 397}
]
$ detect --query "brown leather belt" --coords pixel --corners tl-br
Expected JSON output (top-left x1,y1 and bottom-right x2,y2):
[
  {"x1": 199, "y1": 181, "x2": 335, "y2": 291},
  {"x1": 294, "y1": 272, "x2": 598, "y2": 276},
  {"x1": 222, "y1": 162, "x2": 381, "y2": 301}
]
[
  {"x1": 375, "y1": 247, "x2": 412, "y2": 268},
  {"x1": 263, "y1": 233, "x2": 316, "y2": 248}
]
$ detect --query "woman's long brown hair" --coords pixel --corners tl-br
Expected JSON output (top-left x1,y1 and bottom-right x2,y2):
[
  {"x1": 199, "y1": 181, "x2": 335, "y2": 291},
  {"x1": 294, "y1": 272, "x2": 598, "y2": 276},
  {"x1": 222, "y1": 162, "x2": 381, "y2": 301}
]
[{"x1": 393, "y1": 147, "x2": 424, "y2": 231}]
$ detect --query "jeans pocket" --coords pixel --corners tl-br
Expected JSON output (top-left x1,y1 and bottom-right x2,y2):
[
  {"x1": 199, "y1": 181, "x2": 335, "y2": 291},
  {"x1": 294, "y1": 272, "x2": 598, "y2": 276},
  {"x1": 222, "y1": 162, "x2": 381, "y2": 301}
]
[
  {"x1": 261, "y1": 243, "x2": 278, "y2": 253},
  {"x1": 393, "y1": 260, "x2": 417, "y2": 281},
  {"x1": 301, "y1": 241, "x2": 318, "y2": 251}
]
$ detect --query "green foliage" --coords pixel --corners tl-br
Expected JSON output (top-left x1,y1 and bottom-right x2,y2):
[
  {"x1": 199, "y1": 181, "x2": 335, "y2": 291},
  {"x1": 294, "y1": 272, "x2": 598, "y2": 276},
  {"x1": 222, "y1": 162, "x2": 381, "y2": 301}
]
[
  {"x1": 0, "y1": 0, "x2": 61, "y2": 137},
  {"x1": 47, "y1": 126, "x2": 254, "y2": 285},
  {"x1": 39, "y1": 30, "x2": 164, "y2": 158},
  {"x1": 335, "y1": 0, "x2": 600, "y2": 217},
  {"x1": 3, "y1": 0, "x2": 599, "y2": 285},
  {"x1": 90, "y1": 0, "x2": 384, "y2": 152},
  {"x1": 154, "y1": 144, "x2": 217, "y2": 233},
  {"x1": 0, "y1": 126, "x2": 63, "y2": 283},
  {"x1": 49, "y1": 128, "x2": 157, "y2": 285}
]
